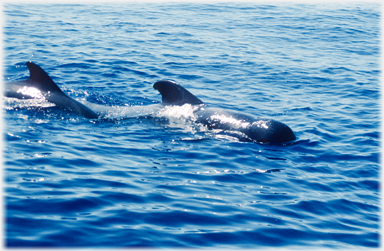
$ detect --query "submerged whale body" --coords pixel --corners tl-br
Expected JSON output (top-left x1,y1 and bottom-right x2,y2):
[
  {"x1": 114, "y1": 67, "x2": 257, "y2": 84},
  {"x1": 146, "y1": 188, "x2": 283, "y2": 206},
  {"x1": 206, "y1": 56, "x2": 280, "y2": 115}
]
[
  {"x1": 154, "y1": 80, "x2": 296, "y2": 143},
  {"x1": 5, "y1": 62, "x2": 296, "y2": 143}
]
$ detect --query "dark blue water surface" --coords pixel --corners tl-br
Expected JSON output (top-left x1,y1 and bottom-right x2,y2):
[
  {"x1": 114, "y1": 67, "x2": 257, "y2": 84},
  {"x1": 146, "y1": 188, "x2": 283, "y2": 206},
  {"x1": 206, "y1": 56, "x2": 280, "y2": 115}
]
[{"x1": 3, "y1": 3, "x2": 380, "y2": 249}]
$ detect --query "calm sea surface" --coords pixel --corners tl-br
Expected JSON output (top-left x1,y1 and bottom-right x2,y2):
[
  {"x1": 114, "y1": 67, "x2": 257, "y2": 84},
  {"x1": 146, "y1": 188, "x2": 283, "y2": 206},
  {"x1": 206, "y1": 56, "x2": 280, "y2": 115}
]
[{"x1": 3, "y1": 3, "x2": 380, "y2": 249}]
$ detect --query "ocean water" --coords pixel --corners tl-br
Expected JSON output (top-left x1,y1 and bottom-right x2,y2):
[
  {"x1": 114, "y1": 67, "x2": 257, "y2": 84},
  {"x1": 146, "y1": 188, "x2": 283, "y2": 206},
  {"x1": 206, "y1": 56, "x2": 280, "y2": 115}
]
[{"x1": 3, "y1": 3, "x2": 380, "y2": 249}]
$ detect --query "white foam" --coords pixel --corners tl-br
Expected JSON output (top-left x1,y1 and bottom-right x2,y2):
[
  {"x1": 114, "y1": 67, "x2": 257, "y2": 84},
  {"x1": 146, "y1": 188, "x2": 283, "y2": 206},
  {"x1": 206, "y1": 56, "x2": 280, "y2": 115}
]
[{"x1": 80, "y1": 100, "x2": 164, "y2": 120}]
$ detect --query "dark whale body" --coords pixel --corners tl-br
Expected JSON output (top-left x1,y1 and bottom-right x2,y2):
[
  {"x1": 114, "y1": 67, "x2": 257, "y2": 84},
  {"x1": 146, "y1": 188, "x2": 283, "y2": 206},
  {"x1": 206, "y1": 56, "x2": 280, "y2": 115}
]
[
  {"x1": 5, "y1": 62, "x2": 296, "y2": 143},
  {"x1": 154, "y1": 80, "x2": 296, "y2": 143}
]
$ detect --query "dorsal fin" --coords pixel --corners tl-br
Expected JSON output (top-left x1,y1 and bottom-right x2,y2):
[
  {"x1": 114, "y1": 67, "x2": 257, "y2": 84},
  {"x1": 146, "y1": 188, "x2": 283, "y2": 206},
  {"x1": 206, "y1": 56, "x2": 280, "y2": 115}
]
[
  {"x1": 25, "y1": 62, "x2": 98, "y2": 119},
  {"x1": 153, "y1": 80, "x2": 204, "y2": 105},
  {"x1": 26, "y1": 62, "x2": 63, "y2": 94}
]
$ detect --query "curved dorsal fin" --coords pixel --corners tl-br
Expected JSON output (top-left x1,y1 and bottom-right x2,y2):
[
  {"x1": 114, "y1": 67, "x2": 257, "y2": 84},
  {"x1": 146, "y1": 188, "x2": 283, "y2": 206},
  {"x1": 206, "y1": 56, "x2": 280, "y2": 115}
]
[
  {"x1": 25, "y1": 62, "x2": 98, "y2": 119},
  {"x1": 26, "y1": 62, "x2": 63, "y2": 94},
  {"x1": 153, "y1": 80, "x2": 204, "y2": 106}
]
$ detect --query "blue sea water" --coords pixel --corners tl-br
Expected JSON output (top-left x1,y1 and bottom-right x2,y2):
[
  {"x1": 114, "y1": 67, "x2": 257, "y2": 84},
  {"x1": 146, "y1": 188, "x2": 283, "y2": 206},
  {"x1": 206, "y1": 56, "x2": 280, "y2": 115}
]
[{"x1": 3, "y1": 2, "x2": 380, "y2": 249}]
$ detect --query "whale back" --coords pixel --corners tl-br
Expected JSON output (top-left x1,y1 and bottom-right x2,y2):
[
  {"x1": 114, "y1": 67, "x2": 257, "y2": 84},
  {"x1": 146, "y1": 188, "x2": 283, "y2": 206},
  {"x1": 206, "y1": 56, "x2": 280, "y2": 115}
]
[
  {"x1": 153, "y1": 80, "x2": 204, "y2": 106},
  {"x1": 5, "y1": 62, "x2": 64, "y2": 99},
  {"x1": 5, "y1": 62, "x2": 98, "y2": 119}
]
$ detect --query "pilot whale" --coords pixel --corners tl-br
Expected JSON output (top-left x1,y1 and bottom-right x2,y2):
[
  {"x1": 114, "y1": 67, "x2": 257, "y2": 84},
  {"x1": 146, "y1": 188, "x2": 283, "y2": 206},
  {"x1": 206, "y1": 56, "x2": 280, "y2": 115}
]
[
  {"x1": 5, "y1": 62, "x2": 296, "y2": 143},
  {"x1": 154, "y1": 80, "x2": 295, "y2": 143}
]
